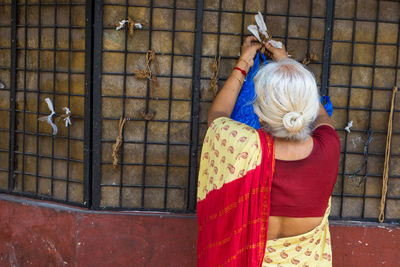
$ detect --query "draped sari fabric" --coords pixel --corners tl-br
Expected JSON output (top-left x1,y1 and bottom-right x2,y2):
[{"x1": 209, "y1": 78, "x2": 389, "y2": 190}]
[{"x1": 197, "y1": 117, "x2": 275, "y2": 267}]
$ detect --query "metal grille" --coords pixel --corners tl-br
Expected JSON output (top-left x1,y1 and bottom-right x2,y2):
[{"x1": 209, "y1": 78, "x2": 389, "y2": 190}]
[{"x1": 1, "y1": 0, "x2": 400, "y2": 222}]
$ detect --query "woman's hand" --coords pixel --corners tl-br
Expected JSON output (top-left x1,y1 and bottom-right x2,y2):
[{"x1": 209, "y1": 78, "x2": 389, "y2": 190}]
[
  {"x1": 265, "y1": 41, "x2": 289, "y2": 62},
  {"x1": 238, "y1": 36, "x2": 261, "y2": 70}
]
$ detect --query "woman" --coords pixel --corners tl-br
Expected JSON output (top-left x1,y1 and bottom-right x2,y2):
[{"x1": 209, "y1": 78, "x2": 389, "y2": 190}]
[{"x1": 197, "y1": 36, "x2": 340, "y2": 266}]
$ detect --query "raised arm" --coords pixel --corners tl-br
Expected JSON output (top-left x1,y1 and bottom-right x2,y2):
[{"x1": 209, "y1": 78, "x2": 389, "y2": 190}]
[
  {"x1": 313, "y1": 102, "x2": 334, "y2": 130},
  {"x1": 207, "y1": 36, "x2": 261, "y2": 127}
]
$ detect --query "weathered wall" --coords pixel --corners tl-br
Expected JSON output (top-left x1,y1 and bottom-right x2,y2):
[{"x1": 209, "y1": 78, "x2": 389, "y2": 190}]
[{"x1": 0, "y1": 194, "x2": 399, "y2": 267}]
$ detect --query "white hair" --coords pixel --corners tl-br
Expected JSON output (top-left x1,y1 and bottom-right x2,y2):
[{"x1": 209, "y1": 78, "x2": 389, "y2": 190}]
[{"x1": 253, "y1": 58, "x2": 320, "y2": 141}]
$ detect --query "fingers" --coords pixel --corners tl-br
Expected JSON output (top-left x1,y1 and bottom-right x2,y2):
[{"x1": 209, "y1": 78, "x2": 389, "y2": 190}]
[{"x1": 244, "y1": 35, "x2": 259, "y2": 45}]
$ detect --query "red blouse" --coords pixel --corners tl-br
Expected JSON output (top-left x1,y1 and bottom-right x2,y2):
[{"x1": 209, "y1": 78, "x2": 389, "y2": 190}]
[{"x1": 269, "y1": 125, "x2": 341, "y2": 217}]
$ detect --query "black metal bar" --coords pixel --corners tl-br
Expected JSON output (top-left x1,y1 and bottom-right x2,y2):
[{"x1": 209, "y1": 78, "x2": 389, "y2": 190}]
[
  {"x1": 91, "y1": 0, "x2": 103, "y2": 210},
  {"x1": 320, "y1": 0, "x2": 335, "y2": 96},
  {"x1": 21, "y1": 0, "x2": 28, "y2": 192},
  {"x1": 83, "y1": 0, "x2": 94, "y2": 208},
  {"x1": 8, "y1": 0, "x2": 17, "y2": 191},
  {"x1": 187, "y1": 0, "x2": 204, "y2": 212}
]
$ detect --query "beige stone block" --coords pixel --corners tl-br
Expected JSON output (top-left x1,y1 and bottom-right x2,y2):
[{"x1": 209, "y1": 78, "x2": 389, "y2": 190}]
[
  {"x1": 329, "y1": 87, "x2": 348, "y2": 107},
  {"x1": 126, "y1": 76, "x2": 148, "y2": 98},
  {"x1": 38, "y1": 72, "x2": 53, "y2": 92},
  {"x1": 69, "y1": 162, "x2": 84, "y2": 182},
  {"x1": 365, "y1": 177, "x2": 382, "y2": 196},
  {"x1": 333, "y1": 20, "x2": 353, "y2": 41},
  {"x1": 392, "y1": 135, "x2": 400, "y2": 154},
  {"x1": 147, "y1": 121, "x2": 168, "y2": 142},
  {"x1": 156, "y1": 55, "x2": 172, "y2": 75},
  {"x1": 122, "y1": 165, "x2": 142, "y2": 185},
  {"x1": 169, "y1": 145, "x2": 189, "y2": 165},
  {"x1": 221, "y1": 12, "x2": 242, "y2": 34},
  {"x1": 0, "y1": 4, "x2": 11, "y2": 24},
  {"x1": 38, "y1": 157, "x2": 52, "y2": 177},
  {"x1": 123, "y1": 143, "x2": 144, "y2": 164},
  {"x1": 173, "y1": 56, "x2": 192, "y2": 76},
  {"x1": 168, "y1": 166, "x2": 188, "y2": 187},
  {"x1": 103, "y1": 52, "x2": 125, "y2": 73},
  {"x1": 311, "y1": 19, "x2": 325, "y2": 40},
  {"x1": 102, "y1": 119, "x2": 119, "y2": 139},
  {"x1": 127, "y1": 30, "x2": 149, "y2": 52},
  {"x1": 150, "y1": 77, "x2": 169, "y2": 98},
  {"x1": 367, "y1": 155, "x2": 384, "y2": 176},
  {"x1": 54, "y1": 159, "x2": 68, "y2": 178},
  {"x1": 390, "y1": 157, "x2": 400, "y2": 176},
  {"x1": 377, "y1": 23, "x2": 398, "y2": 44},
  {"x1": 267, "y1": 0, "x2": 288, "y2": 14},
  {"x1": 219, "y1": 35, "x2": 241, "y2": 57},
  {"x1": 289, "y1": 0, "x2": 310, "y2": 16},
  {"x1": 199, "y1": 102, "x2": 212, "y2": 123},
  {"x1": 245, "y1": 0, "x2": 264, "y2": 12},
  {"x1": 53, "y1": 180, "x2": 66, "y2": 200},
  {"x1": 266, "y1": 16, "x2": 286, "y2": 37},
  {"x1": 53, "y1": 138, "x2": 67, "y2": 158},
  {"x1": 101, "y1": 164, "x2": 121, "y2": 184},
  {"x1": 102, "y1": 143, "x2": 114, "y2": 162},
  {"x1": 146, "y1": 144, "x2": 167, "y2": 164},
  {"x1": 21, "y1": 175, "x2": 36, "y2": 193},
  {"x1": 353, "y1": 44, "x2": 374, "y2": 65},
  {"x1": 170, "y1": 100, "x2": 191, "y2": 121},
  {"x1": 40, "y1": 6, "x2": 54, "y2": 26},
  {"x1": 103, "y1": 29, "x2": 125, "y2": 51},
  {"x1": 351, "y1": 67, "x2": 372, "y2": 87},
  {"x1": 349, "y1": 110, "x2": 369, "y2": 130},
  {"x1": 379, "y1": 1, "x2": 400, "y2": 22},
  {"x1": 198, "y1": 123, "x2": 209, "y2": 143},
  {"x1": 331, "y1": 42, "x2": 352, "y2": 63},
  {"x1": 167, "y1": 188, "x2": 186, "y2": 209},
  {"x1": 148, "y1": 99, "x2": 169, "y2": 120},
  {"x1": 71, "y1": 5, "x2": 85, "y2": 27},
  {"x1": 71, "y1": 52, "x2": 85, "y2": 72},
  {"x1": 102, "y1": 97, "x2": 122, "y2": 117},
  {"x1": 176, "y1": 0, "x2": 195, "y2": 8},
  {"x1": 0, "y1": 171, "x2": 8, "y2": 189},
  {"x1": 372, "y1": 89, "x2": 392, "y2": 110},
  {"x1": 38, "y1": 177, "x2": 51, "y2": 196},
  {"x1": 376, "y1": 45, "x2": 397, "y2": 67},
  {"x1": 288, "y1": 17, "x2": 309, "y2": 38},
  {"x1": 124, "y1": 120, "x2": 145, "y2": 141},
  {"x1": 202, "y1": 34, "x2": 218, "y2": 56},
  {"x1": 172, "y1": 78, "x2": 191, "y2": 99},
  {"x1": 342, "y1": 197, "x2": 363, "y2": 217},
  {"x1": 151, "y1": 31, "x2": 172, "y2": 54},
  {"x1": 356, "y1": 0, "x2": 377, "y2": 20},
  {"x1": 145, "y1": 166, "x2": 165, "y2": 186},
  {"x1": 121, "y1": 187, "x2": 141, "y2": 208},
  {"x1": 344, "y1": 153, "x2": 364, "y2": 174},
  {"x1": 24, "y1": 113, "x2": 38, "y2": 133},
  {"x1": 144, "y1": 188, "x2": 164, "y2": 208},
  {"x1": 312, "y1": 0, "x2": 327, "y2": 17},
  {"x1": 371, "y1": 111, "x2": 389, "y2": 131},
  {"x1": 388, "y1": 179, "x2": 400, "y2": 198},
  {"x1": 355, "y1": 22, "x2": 375, "y2": 42},
  {"x1": 100, "y1": 186, "x2": 119, "y2": 207},
  {"x1": 102, "y1": 74, "x2": 123, "y2": 96},
  {"x1": 364, "y1": 198, "x2": 379, "y2": 218},
  {"x1": 0, "y1": 151, "x2": 8, "y2": 171},
  {"x1": 175, "y1": 10, "x2": 195, "y2": 31},
  {"x1": 330, "y1": 196, "x2": 341, "y2": 217},
  {"x1": 174, "y1": 32, "x2": 194, "y2": 54},
  {"x1": 56, "y1": 6, "x2": 69, "y2": 26},
  {"x1": 0, "y1": 28, "x2": 10, "y2": 47},
  {"x1": 343, "y1": 174, "x2": 364, "y2": 195},
  {"x1": 332, "y1": 175, "x2": 342, "y2": 195},
  {"x1": 200, "y1": 57, "x2": 214, "y2": 79},
  {"x1": 334, "y1": 0, "x2": 355, "y2": 18},
  {"x1": 153, "y1": 8, "x2": 173, "y2": 30},
  {"x1": 170, "y1": 122, "x2": 190, "y2": 143},
  {"x1": 331, "y1": 108, "x2": 347, "y2": 134},
  {"x1": 374, "y1": 68, "x2": 396, "y2": 88},
  {"x1": 367, "y1": 133, "x2": 386, "y2": 154},
  {"x1": 386, "y1": 199, "x2": 400, "y2": 219},
  {"x1": 204, "y1": 0, "x2": 218, "y2": 9},
  {"x1": 153, "y1": 0, "x2": 174, "y2": 7},
  {"x1": 350, "y1": 88, "x2": 371, "y2": 108},
  {"x1": 203, "y1": 11, "x2": 218, "y2": 32},
  {"x1": 57, "y1": 29, "x2": 70, "y2": 50},
  {"x1": 0, "y1": 91, "x2": 9, "y2": 109},
  {"x1": 222, "y1": 0, "x2": 243, "y2": 11},
  {"x1": 0, "y1": 132, "x2": 9, "y2": 150},
  {"x1": 70, "y1": 119, "x2": 84, "y2": 139},
  {"x1": 70, "y1": 140, "x2": 84, "y2": 161},
  {"x1": 346, "y1": 131, "x2": 366, "y2": 153}
]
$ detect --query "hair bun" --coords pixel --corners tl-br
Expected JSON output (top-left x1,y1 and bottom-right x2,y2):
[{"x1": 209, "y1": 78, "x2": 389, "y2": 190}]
[{"x1": 282, "y1": 112, "x2": 304, "y2": 133}]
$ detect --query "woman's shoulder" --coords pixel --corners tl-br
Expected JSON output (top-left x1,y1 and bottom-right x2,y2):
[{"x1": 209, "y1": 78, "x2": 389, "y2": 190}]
[{"x1": 312, "y1": 124, "x2": 341, "y2": 154}]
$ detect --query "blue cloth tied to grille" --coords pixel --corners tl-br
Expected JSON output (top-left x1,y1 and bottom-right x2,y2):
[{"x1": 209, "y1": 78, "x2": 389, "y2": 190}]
[{"x1": 231, "y1": 52, "x2": 332, "y2": 129}]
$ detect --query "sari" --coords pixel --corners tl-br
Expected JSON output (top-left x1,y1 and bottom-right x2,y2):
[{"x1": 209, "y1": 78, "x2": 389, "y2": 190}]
[{"x1": 197, "y1": 117, "x2": 333, "y2": 267}]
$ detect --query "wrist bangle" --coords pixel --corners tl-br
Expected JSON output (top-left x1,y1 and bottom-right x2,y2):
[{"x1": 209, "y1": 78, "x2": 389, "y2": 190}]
[{"x1": 234, "y1": 67, "x2": 247, "y2": 77}]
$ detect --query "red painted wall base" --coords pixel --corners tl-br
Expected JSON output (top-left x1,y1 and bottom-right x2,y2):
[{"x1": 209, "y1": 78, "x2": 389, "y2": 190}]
[{"x1": 0, "y1": 194, "x2": 399, "y2": 266}]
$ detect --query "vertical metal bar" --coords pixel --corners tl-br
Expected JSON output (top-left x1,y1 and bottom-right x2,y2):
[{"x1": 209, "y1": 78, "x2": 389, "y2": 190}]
[
  {"x1": 8, "y1": 0, "x2": 17, "y2": 191},
  {"x1": 163, "y1": 0, "x2": 177, "y2": 209},
  {"x1": 21, "y1": 1, "x2": 28, "y2": 192},
  {"x1": 84, "y1": 0, "x2": 94, "y2": 207},
  {"x1": 340, "y1": 0, "x2": 359, "y2": 218},
  {"x1": 35, "y1": 0, "x2": 42, "y2": 195},
  {"x1": 321, "y1": 0, "x2": 335, "y2": 96},
  {"x1": 306, "y1": 0, "x2": 313, "y2": 60},
  {"x1": 284, "y1": 0, "x2": 291, "y2": 47},
  {"x1": 187, "y1": 0, "x2": 204, "y2": 211},
  {"x1": 66, "y1": 0, "x2": 72, "y2": 202},
  {"x1": 361, "y1": 0, "x2": 380, "y2": 219},
  {"x1": 91, "y1": 0, "x2": 103, "y2": 210},
  {"x1": 140, "y1": 0, "x2": 154, "y2": 208}
]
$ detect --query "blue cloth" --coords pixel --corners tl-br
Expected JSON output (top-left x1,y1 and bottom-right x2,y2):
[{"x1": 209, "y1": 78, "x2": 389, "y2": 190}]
[{"x1": 231, "y1": 53, "x2": 333, "y2": 129}]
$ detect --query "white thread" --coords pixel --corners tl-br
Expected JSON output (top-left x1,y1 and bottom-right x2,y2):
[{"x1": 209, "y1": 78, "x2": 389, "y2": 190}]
[
  {"x1": 38, "y1": 98, "x2": 58, "y2": 135},
  {"x1": 63, "y1": 107, "x2": 72, "y2": 127},
  {"x1": 345, "y1": 120, "x2": 353, "y2": 133}
]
